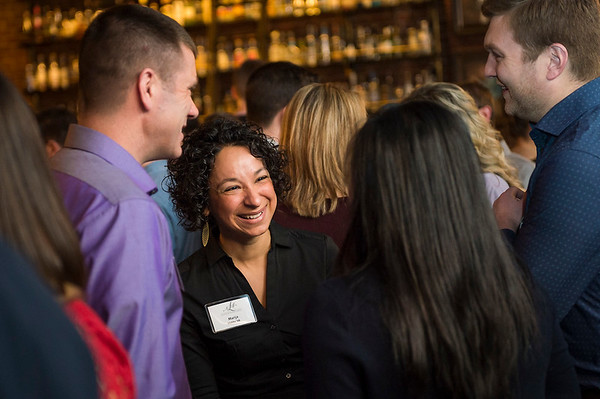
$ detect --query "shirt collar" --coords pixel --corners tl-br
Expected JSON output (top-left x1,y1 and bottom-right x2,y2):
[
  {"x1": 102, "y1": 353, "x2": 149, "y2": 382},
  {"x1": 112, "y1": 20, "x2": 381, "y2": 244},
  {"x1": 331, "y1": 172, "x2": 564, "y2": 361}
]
[
  {"x1": 63, "y1": 124, "x2": 157, "y2": 195},
  {"x1": 204, "y1": 221, "x2": 293, "y2": 267},
  {"x1": 533, "y1": 77, "x2": 600, "y2": 137}
]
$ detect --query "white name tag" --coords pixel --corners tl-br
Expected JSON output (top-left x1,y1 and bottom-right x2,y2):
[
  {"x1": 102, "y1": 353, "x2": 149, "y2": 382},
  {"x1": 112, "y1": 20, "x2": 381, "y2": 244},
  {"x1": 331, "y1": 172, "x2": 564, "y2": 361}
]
[{"x1": 205, "y1": 294, "x2": 257, "y2": 333}]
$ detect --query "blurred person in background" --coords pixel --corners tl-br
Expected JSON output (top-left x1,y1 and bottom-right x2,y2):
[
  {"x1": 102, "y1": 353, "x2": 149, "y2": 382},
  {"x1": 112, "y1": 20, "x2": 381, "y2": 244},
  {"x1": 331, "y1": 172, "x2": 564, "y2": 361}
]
[
  {"x1": 461, "y1": 79, "x2": 535, "y2": 187},
  {"x1": 406, "y1": 82, "x2": 521, "y2": 203},
  {"x1": 245, "y1": 61, "x2": 318, "y2": 142},
  {"x1": 275, "y1": 83, "x2": 367, "y2": 248},
  {"x1": 231, "y1": 59, "x2": 265, "y2": 121},
  {"x1": 36, "y1": 106, "x2": 76, "y2": 158}
]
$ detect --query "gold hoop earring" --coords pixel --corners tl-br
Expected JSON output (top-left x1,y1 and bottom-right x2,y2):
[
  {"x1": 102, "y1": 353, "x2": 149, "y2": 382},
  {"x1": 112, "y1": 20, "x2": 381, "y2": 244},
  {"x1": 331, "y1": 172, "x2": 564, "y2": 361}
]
[{"x1": 202, "y1": 222, "x2": 210, "y2": 247}]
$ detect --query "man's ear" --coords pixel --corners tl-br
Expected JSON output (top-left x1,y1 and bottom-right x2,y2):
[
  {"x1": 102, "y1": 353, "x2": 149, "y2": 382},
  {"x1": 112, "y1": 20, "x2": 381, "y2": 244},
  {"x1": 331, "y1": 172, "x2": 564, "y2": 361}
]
[
  {"x1": 547, "y1": 43, "x2": 568, "y2": 81},
  {"x1": 138, "y1": 68, "x2": 157, "y2": 111},
  {"x1": 478, "y1": 104, "x2": 493, "y2": 123},
  {"x1": 45, "y1": 139, "x2": 62, "y2": 158}
]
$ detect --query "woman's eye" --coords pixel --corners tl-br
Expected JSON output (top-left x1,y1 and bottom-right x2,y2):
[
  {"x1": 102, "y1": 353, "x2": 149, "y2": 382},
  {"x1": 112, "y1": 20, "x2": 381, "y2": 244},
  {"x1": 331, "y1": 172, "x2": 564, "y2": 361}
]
[
  {"x1": 223, "y1": 185, "x2": 240, "y2": 193},
  {"x1": 257, "y1": 175, "x2": 270, "y2": 182}
]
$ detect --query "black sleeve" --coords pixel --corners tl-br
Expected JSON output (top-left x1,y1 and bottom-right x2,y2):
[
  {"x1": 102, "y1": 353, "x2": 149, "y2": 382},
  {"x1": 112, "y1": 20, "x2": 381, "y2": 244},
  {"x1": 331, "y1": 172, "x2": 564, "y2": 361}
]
[{"x1": 180, "y1": 298, "x2": 221, "y2": 399}]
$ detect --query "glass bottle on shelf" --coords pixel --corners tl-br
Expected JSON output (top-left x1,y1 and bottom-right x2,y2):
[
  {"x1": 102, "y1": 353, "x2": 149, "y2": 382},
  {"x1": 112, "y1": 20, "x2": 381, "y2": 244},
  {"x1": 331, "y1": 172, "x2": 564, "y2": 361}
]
[
  {"x1": 269, "y1": 30, "x2": 286, "y2": 62},
  {"x1": 305, "y1": 0, "x2": 320, "y2": 16},
  {"x1": 196, "y1": 37, "x2": 208, "y2": 77},
  {"x1": 305, "y1": 25, "x2": 318, "y2": 67},
  {"x1": 366, "y1": 71, "x2": 380, "y2": 104},
  {"x1": 319, "y1": 25, "x2": 331, "y2": 66},
  {"x1": 392, "y1": 26, "x2": 403, "y2": 55},
  {"x1": 202, "y1": 0, "x2": 212, "y2": 23},
  {"x1": 330, "y1": 24, "x2": 344, "y2": 63},
  {"x1": 25, "y1": 63, "x2": 36, "y2": 93},
  {"x1": 70, "y1": 55, "x2": 79, "y2": 86},
  {"x1": 216, "y1": 37, "x2": 231, "y2": 72},
  {"x1": 292, "y1": 0, "x2": 305, "y2": 17},
  {"x1": 22, "y1": 10, "x2": 33, "y2": 34},
  {"x1": 246, "y1": 35, "x2": 260, "y2": 60},
  {"x1": 232, "y1": 38, "x2": 246, "y2": 68},
  {"x1": 378, "y1": 26, "x2": 393, "y2": 58},
  {"x1": 407, "y1": 27, "x2": 419, "y2": 54},
  {"x1": 418, "y1": 19, "x2": 432, "y2": 54},
  {"x1": 32, "y1": 4, "x2": 43, "y2": 33},
  {"x1": 35, "y1": 54, "x2": 47, "y2": 93},
  {"x1": 287, "y1": 32, "x2": 303, "y2": 66},
  {"x1": 48, "y1": 52, "x2": 61, "y2": 91},
  {"x1": 59, "y1": 53, "x2": 70, "y2": 90},
  {"x1": 183, "y1": 0, "x2": 197, "y2": 25},
  {"x1": 402, "y1": 70, "x2": 414, "y2": 97}
]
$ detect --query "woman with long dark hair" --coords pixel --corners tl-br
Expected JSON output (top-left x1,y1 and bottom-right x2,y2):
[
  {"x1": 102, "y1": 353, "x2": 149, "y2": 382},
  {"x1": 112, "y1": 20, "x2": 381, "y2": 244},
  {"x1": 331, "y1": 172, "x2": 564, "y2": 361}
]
[{"x1": 303, "y1": 100, "x2": 579, "y2": 398}]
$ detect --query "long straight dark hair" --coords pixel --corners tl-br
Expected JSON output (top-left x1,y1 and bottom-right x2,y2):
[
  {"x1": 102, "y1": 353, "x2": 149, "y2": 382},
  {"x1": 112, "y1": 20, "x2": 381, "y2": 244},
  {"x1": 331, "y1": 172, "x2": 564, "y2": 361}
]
[
  {"x1": 0, "y1": 73, "x2": 85, "y2": 295},
  {"x1": 339, "y1": 100, "x2": 537, "y2": 398}
]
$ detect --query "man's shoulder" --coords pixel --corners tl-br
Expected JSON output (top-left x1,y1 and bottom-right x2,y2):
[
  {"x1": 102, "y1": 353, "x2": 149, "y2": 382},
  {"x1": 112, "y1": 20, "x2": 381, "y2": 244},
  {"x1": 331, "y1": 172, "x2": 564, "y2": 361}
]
[
  {"x1": 52, "y1": 148, "x2": 152, "y2": 205},
  {"x1": 572, "y1": 103, "x2": 600, "y2": 149}
]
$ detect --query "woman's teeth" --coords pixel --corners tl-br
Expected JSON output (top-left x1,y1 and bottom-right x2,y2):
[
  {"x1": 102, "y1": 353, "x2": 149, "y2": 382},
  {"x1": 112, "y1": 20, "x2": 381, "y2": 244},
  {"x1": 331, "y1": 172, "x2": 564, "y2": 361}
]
[{"x1": 240, "y1": 211, "x2": 263, "y2": 220}]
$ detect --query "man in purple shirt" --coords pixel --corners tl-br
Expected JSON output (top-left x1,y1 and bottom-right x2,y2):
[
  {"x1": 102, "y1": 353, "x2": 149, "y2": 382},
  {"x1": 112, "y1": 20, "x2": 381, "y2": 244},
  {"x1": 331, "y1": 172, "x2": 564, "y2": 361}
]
[{"x1": 51, "y1": 5, "x2": 199, "y2": 399}]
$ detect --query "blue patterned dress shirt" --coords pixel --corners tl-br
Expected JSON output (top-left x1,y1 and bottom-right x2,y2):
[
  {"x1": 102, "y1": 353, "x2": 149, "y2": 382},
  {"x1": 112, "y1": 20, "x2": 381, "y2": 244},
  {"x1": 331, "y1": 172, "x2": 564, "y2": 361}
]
[{"x1": 515, "y1": 77, "x2": 600, "y2": 390}]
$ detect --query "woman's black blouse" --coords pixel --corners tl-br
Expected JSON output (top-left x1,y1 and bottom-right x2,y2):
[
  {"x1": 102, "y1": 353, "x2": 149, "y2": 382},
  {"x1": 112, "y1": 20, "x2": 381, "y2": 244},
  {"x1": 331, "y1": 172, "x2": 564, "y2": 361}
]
[{"x1": 178, "y1": 222, "x2": 337, "y2": 399}]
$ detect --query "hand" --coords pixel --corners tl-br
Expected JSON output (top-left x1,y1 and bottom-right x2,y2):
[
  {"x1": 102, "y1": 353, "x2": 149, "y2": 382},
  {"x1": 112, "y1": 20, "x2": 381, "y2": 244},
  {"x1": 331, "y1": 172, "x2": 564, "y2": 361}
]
[{"x1": 493, "y1": 187, "x2": 526, "y2": 231}]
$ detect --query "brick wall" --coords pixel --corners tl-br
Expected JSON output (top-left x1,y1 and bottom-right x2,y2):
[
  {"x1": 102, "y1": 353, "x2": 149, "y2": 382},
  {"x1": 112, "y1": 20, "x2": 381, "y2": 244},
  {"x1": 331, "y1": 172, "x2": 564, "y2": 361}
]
[{"x1": 0, "y1": 0, "x2": 28, "y2": 90}]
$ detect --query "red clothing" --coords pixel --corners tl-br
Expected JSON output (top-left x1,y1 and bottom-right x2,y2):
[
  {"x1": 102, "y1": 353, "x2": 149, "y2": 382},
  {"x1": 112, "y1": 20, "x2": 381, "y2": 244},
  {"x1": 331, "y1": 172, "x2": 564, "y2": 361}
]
[
  {"x1": 274, "y1": 198, "x2": 350, "y2": 248},
  {"x1": 64, "y1": 299, "x2": 136, "y2": 399}
]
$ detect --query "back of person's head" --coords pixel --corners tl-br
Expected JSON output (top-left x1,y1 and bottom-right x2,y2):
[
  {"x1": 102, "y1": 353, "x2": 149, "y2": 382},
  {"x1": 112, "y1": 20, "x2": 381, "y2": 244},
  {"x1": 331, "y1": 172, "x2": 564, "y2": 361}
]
[
  {"x1": 0, "y1": 73, "x2": 85, "y2": 295},
  {"x1": 36, "y1": 106, "x2": 76, "y2": 147},
  {"x1": 232, "y1": 59, "x2": 265, "y2": 103},
  {"x1": 245, "y1": 61, "x2": 318, "y2": 128},
  {"x1": 78, "y1": 4, "x2": 196, "y2": 114},
  {"x1": 341, "y1": 99, "x2": 537, "y2": 398},
  {"x1": 460, "y1": 80, "x2": 494, "y2": 110},
  {"x1": 459, "y1": 80, "x2": 499, "y2": 123},
  {"x1": 496, "y1": 103, "x2": 532, "y2": 149},
  {"x1": 481, "y1": 0, "x2": 600, "y2": 82},
  {"x1": 280, "y1": 82, "x2": 366, "y2": 217},
  {"x1": 406, "y1": 82, "x2": 521, "y2": 188}
]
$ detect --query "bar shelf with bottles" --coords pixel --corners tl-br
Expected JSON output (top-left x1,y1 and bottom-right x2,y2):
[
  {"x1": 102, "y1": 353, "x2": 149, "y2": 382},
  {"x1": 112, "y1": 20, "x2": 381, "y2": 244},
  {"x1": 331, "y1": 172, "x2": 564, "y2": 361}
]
[
  {"x1": 20, "y1": 0, "x2": 442, "y2": 114},
  {"x1": 20, "y1": 0, "x2": 215, "y2": 112},
  {"x1": 207, "y1": 0, "x2": 441, "y2": 113}
]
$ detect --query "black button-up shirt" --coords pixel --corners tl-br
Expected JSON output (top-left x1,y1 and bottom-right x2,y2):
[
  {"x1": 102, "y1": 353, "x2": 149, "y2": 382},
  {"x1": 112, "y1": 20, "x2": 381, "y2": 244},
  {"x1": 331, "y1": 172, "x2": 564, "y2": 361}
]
[{"x1": 178, "y1": 222, "x2": 337, "y2": 398}]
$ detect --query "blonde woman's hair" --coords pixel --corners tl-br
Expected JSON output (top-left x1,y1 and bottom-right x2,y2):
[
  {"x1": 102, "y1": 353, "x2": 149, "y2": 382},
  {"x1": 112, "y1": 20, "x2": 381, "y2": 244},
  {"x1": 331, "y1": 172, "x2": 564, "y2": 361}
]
[
  {"x1": 406, "y1": 82, "x2": 522, "y2": 189},
  {"x1": 281, "y1": 83, "x2": 367, "y2": 217}
]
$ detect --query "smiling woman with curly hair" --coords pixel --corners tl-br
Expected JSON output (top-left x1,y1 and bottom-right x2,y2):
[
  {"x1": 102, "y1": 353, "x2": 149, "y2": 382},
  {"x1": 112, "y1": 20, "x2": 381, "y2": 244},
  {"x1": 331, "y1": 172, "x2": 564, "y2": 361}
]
[
  {"x1": 167, "y1": 116, "x2": 337, "y2": 399},
  {"x1": 168, "y1": 118, "x2": 291, "y2": 232}
]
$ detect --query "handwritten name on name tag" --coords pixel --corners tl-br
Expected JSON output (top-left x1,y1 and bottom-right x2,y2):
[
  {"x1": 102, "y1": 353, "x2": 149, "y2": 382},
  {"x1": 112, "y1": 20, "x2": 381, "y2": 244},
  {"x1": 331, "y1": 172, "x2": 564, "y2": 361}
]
[{"x1": 205, "y1": 294, "x2": 257, "y2": 333}]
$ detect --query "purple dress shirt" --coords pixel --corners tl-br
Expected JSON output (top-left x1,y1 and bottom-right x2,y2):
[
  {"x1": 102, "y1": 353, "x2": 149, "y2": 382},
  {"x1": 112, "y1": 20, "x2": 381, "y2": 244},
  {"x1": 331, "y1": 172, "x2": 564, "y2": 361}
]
[{"x1": 51, "y1": 125, "x2": 191, "y2": 399}]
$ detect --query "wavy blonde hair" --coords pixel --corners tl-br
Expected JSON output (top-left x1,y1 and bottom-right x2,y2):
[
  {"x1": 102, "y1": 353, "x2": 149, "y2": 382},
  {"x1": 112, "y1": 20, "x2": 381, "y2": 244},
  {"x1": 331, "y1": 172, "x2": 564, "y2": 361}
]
[
  {"x1": 406, "y1": 82, "x2": 522, "y2": 189},
  {"x1": 281, "y1": 83, "x2": 367, "y2": 217}
]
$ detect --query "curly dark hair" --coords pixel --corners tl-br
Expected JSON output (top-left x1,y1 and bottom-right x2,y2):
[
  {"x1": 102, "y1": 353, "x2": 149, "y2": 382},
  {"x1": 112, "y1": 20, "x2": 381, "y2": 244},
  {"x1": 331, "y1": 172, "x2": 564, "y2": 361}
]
[{"x1": 167, "y1": 117, "x2": 290, "y2": 231}]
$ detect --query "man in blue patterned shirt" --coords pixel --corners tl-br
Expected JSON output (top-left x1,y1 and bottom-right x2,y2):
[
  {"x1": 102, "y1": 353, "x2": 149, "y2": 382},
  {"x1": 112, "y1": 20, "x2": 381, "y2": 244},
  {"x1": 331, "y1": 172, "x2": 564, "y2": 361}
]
[{"x1": 482, "y1": 0, "x2": 600, "y2": 396}]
